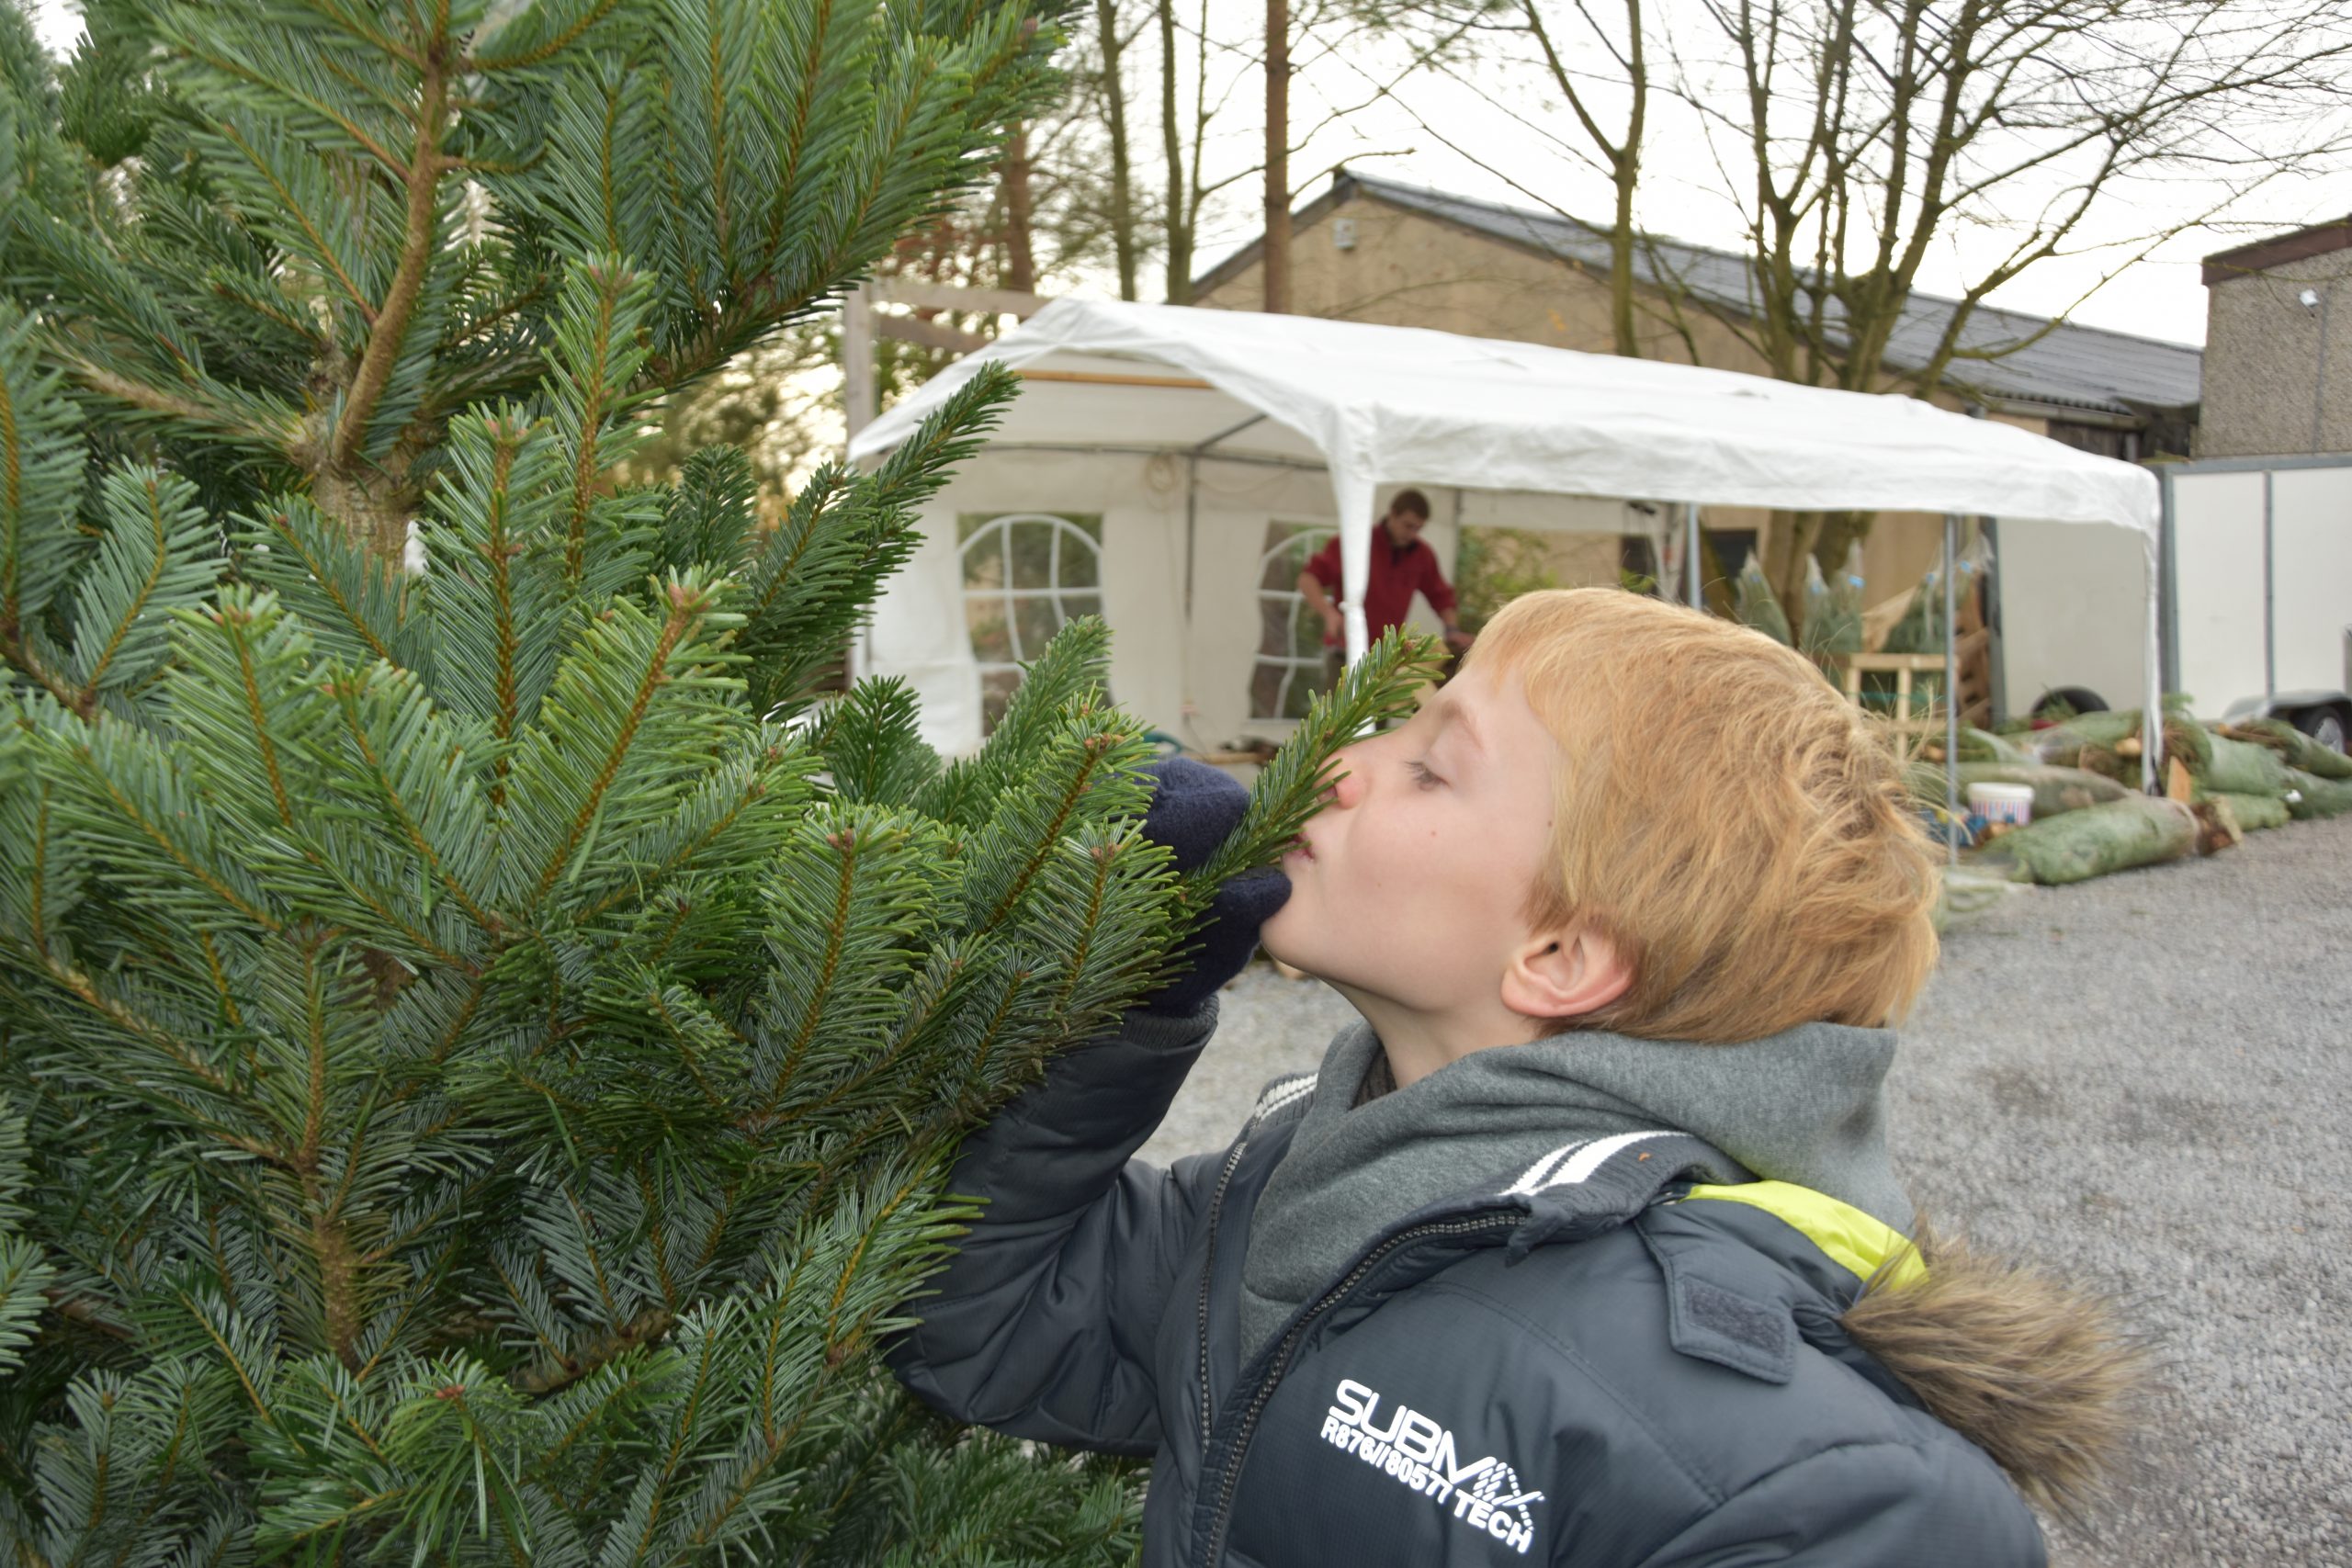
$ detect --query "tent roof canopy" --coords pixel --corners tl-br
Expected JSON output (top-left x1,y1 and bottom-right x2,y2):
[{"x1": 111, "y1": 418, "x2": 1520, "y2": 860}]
[{"x1": 849, "y1": 299, "x2": 2159, "y2": 537}]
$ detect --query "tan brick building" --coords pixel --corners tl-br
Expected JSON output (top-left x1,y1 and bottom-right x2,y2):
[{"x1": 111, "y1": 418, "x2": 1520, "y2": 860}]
[
  {"x1": 2199, "y1": 218, "x2": 2352, "y2": 457},
  {"x1": 1193, "y1": 171, "x2": 2202, "y2": 609}
]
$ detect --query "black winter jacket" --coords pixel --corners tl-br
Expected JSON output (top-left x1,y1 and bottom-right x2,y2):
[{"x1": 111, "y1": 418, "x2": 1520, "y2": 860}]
[{"x1": 892, "y1": 1004, "x2": 2059, "y2": 1567}]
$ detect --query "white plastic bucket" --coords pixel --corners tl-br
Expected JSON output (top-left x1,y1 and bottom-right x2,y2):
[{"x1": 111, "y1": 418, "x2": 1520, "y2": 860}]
[{"x1": 1966, "y1": 781, "x2": 2034, "y2": 827}]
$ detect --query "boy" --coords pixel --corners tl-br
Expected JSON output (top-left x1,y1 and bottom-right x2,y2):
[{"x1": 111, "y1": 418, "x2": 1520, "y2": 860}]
[{"x1": 894, "y1": 590, "x2": 2133, "y2": 1566}]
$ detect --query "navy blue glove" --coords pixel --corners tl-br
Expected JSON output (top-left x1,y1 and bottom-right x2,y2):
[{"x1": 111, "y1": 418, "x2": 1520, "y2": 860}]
[{"x1": 1136, "y1": 757, "x2": 1291, "y2": 1015}]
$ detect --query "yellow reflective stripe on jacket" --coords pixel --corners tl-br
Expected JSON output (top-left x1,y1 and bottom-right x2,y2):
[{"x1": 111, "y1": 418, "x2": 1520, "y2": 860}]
[{"x1": 1682, "y1": 1181, "x2": 1929, "y2": 1292}]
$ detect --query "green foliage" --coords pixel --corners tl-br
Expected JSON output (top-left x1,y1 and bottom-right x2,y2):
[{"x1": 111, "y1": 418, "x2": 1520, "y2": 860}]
[
  {"x1": 0, "y1": 1104, "x2": 54, "y2": 1381},
  {"x1": 0, "y1": 299, "x2": 1174, "y2": 1559},
  {"x1": 1452, "y1": 526, "x2": 1559, "y2": 636}
]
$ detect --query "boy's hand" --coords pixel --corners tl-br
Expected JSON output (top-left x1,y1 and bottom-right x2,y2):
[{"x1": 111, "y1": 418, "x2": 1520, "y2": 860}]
[{"x1": 1136, "y1": 757, "x2": 1291, "y2": 1015}]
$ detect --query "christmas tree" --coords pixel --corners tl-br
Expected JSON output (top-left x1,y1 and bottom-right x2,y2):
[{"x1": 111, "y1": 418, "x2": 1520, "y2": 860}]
[{"x1": 0, "y1": 0, "x2": 1431, "y2": 1555}]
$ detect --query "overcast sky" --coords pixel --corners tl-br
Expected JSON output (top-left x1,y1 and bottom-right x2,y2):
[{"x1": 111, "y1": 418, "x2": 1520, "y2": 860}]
[{"x1": 25, "y1": 0, "x2": 2351, "y2": 347}]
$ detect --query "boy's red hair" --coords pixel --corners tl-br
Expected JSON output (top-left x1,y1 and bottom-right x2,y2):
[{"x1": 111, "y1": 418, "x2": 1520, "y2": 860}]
[{"x1": 1467, "y1": 588, "x2": 1939, "y2": 1043}]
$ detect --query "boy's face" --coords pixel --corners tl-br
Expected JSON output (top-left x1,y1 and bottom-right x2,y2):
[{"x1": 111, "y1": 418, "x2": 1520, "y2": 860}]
[{"x1": 1262, "y1": 663, "x2": 1563, "y2": 1020}]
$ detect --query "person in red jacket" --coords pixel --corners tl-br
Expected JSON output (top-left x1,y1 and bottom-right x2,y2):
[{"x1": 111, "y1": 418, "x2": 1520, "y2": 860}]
[{"x1": 1297, "y1": 489, "x2": 1476, "y2": 685}]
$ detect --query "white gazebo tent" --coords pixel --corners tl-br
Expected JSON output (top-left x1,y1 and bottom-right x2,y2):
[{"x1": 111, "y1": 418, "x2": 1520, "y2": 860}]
[{"x1": 847, "y1": 299, "x2": 2163, "y2": 821}]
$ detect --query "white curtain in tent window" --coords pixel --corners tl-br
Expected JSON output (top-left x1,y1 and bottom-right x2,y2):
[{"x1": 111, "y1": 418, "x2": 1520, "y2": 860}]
[
  {"x1": 957, "y1": 512, "x2": 1105, "y2": 732},
  {"x1": 1250, "y1": 522, "x2": 1336, "y2": 722}
]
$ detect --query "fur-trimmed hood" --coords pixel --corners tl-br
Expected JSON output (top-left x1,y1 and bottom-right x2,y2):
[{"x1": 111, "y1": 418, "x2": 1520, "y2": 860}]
[{"x1": 1842, "y1": 1224, "x2": 2149, "y2": 1518}]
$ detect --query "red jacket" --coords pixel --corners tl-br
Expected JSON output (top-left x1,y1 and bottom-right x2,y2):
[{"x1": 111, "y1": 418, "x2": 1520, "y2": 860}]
[{"x1": 1304, "y1": 533, "x2": 1457, "y2": 646}]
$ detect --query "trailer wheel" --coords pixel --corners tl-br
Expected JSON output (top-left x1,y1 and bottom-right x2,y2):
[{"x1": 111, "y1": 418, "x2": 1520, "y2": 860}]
[
  {"x1": 2290, "y1": 705, "x2": 2349, "y2": 755},
  {"x1": 2031, "y1": 686, "x2": 2109, "y2": 720}
]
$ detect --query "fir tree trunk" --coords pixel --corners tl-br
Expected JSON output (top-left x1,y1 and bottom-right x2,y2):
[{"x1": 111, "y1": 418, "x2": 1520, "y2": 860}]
[{"x1": 311, "y1": 465, "x2": 422, "y2": 565}]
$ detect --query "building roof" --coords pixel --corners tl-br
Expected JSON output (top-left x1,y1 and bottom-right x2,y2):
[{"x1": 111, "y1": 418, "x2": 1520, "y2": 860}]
[
  {"x1": 2201, "y1": 217, "x2": 2352, "y2": 286},
  {"x1": 1195, "y1": 170, "x2": 2203, "y2": 420}
]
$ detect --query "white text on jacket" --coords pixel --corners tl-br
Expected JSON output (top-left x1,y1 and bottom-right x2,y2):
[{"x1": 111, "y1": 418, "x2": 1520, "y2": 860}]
[{"x1": 1320, "y1": 1378, "x2": 1544, "y2": 1556}]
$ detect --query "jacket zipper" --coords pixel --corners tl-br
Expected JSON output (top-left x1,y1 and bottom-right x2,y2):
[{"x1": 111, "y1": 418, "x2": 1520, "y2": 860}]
[
  {"x1": 1195, "y1": 1213, "x2": 1521, "y2": 1568},
  {"x1": 1196, "y1": 1136, "x2": 1252, "y2": 1447}
]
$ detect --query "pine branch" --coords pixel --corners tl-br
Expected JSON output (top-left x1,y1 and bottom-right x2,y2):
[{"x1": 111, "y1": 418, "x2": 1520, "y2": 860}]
[
  {"x1": 751, "y1": 805, "x2": 959, "y2": 1118},
  {"x1": 965, "y1": 703, "x2": 1153, "y2": 931},
  {"x1": 468, "y1": 0, "x2": 634, "y2": 72},
  {"x1": 809, "y1": 679, "x2": 939, "y2": 807},
  {"x1": 1183, "y1": 627, "x2": 1442, "y2": 895},
  {"x1": 48, "y1": 703, "x2": 287, "y2": 937},
  {"x1": 236, "y1": 493, "x2": 418, "y2": 672},
  {"x1": 325, "y1": 43, "x2": 451, "y2": 474},
  {"x1": 63, "y1": 467, "x2": 222, "y2": 715},
  {"x1": 324, "y1": 663, "x2": 502, "y2": 938},
  {"x1": 543, "y1": 255, "x2": 659, "y2": 587},
  {"x1": 738, "y1": 363, "x2": 1018, "y2": 715},
  {"x1": 919, "y1": 614, "x2": 1115, "y2": 828},
  {"x1": 0, "y1": 302, "x2": 85, "y2": 659},
  {"x1": 508, "y1": 572, "x2": 746, "y2": 910},
  {"x1": 420, "y1": 407, "x2": 571, "y2": 794},
  {"x1": 654, "y1": 445, "x2": 758, "y2": 578}
]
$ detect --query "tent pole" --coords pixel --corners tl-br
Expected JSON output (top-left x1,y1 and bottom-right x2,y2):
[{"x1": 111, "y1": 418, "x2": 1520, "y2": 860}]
[
  {"x1": 2150, "y1": 473, "x2": 2173, "y2": 795},
  {"x1": 1943, "y1": 513, "x2": 1960, "y2": 867},
  {"x1": 1183, "y1": 453, "x2": 1199, "y2": 620},
  {"x1": 1684, "y1": 502, "x2": 1701, "y2": 610},
  {"x1": 842, "y1": 283, "x2": 876, "y2": 445}
]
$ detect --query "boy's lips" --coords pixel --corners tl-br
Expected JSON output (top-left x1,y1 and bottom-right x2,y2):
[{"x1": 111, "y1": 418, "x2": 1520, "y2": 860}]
[{"x1": 1283, "y1": 834, "x2": 1317, "y2": 862}]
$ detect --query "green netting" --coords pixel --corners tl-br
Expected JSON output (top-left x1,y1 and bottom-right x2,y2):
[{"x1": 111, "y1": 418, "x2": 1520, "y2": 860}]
[
  {"x1": 2285, "y1": 771, "x2": 2352, "y2": 819},
  {"x1": 2203, "y1": 791, "x2": 2291, "y2": 830},
  {"x1": 2230, "y1": 717, "x2": 2352, "y2": 781},
  {"x1": 1973, "y1": 796, "x2": 2197, "y2": 886},
  {"x1": 2195, "y1": 735, "x2": 2291, "y2": 797}
]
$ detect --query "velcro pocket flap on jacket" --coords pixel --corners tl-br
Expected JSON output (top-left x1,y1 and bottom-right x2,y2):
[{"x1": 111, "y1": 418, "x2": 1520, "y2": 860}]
[{"x1": 1661, "y1": 1266, "x2": 1795, "y2": 1384}]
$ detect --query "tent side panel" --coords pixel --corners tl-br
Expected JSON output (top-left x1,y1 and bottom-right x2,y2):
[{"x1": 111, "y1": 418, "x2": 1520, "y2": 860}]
[
  {"x1": 1192, "y1": 508, "x2": 1283, "y2": 748},
  {"x1": 867, "y1": 503, "x2": 985, "y2": 754},
  {"x1": 1100, "y1": 502, "x2": 1189, "y2": 743}
]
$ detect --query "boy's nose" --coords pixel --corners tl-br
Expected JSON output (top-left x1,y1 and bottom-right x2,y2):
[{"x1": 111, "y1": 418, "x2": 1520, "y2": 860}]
[{"x1": 1328, "y1": 754, "x2": 1366, "y2": 810}]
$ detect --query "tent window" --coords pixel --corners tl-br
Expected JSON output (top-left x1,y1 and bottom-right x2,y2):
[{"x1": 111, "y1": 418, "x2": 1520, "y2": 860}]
[
  {"x1": 1250, "y1": 521, "x2": 1337, "y2": 722},
  {"x1": 957, "y1": 512, "x2": 1106, "y2": 733}
]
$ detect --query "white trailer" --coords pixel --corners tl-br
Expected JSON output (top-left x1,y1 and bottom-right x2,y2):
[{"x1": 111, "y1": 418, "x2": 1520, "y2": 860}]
[{"x1": 1993, "y1": 453, "x2": 2352, "y2": 752}]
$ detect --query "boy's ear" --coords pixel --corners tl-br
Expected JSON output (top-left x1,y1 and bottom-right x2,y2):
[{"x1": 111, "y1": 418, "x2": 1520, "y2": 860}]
[{"x1": 1500, "y1": 924, "x2": 1634, "y2": 1022}]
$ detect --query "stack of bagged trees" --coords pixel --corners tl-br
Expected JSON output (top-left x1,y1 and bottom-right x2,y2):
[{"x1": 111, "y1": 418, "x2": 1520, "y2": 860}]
[
  {"x1": 1910, "y1": 708, "x2": 2352, "y2": 887},
  {"x1": 0, "y1": 0, "x2": 1422, "y2": 1555}
]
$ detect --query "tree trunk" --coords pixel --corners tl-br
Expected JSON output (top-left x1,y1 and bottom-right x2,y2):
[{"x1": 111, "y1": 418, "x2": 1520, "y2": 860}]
[
  {"x1": 1607, "y1": 170, "x2": 1639, "y2": 357},
  {"x1": 312, "y1": 465, "x2": 418, "y2": 564},
  {"x1": 1760, "y1": 510, "x2": 1819, "y2": 644},
  {"x1": 1261, "y1": 0, "x2": 1289, "y2": 314},
  {"x1": 1001, "y1": 121, "x2": 1036, "y2": 293},
  {"x1": 1159, "y1": 0, "x2": 1193, "y2": 305},
  {"x1": 1609, "y1": 0, "x2": 1645, "y2": 357},
  {"x1": 1095, "y1": 0, "x2": 1139, "y2": 300}
]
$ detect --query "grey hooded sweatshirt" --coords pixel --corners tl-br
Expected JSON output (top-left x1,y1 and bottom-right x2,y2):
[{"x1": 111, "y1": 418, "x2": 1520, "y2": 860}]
[{"x1": 1238, "y1": 1018, "x2": 1912, "y2": 1356}]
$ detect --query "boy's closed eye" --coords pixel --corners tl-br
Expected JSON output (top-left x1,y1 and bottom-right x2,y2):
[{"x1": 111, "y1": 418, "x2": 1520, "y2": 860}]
[{"x1": 1408, "y1": 760, "x2": 1443, "y2": 789}]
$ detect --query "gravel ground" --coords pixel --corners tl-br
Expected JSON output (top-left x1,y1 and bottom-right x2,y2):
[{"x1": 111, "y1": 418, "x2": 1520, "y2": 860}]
[{"x1": 1136, "y1": 815, "x2": 2352, "y2": 1567}]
